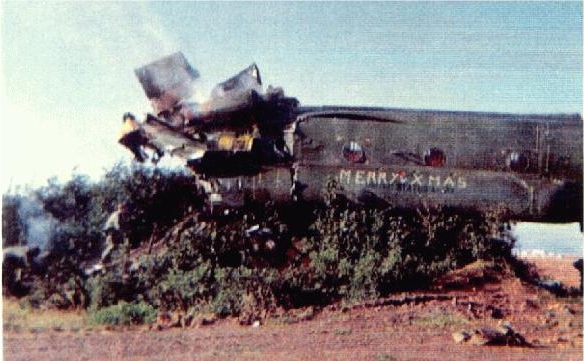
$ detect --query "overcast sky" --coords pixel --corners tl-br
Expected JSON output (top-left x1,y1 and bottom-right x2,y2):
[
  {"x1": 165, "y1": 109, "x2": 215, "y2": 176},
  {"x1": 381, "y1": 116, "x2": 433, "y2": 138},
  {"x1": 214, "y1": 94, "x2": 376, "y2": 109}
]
[{"x1": 0, "y1": 1, "x2": 582, "y2": 190}]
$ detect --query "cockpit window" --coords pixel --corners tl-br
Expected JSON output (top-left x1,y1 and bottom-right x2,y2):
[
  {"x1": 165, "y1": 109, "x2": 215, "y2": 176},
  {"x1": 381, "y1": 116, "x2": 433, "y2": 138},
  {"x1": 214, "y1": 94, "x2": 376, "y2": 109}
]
[
  {"x1": 343, "y1": 141, "x2": 365, "y2": 163},
  {"x1": 424, "y1": 148, "x2": 446, "y2": 167}
]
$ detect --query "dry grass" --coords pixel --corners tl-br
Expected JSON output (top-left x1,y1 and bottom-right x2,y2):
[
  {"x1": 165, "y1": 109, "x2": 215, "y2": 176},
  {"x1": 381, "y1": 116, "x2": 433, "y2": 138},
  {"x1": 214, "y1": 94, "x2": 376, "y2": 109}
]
[
  {"x1": 411, "y1": 311, "x2": 470, "y2": 328},
  {"x1": 3, "y1": 298, "x2": 90, "y2": 333}
]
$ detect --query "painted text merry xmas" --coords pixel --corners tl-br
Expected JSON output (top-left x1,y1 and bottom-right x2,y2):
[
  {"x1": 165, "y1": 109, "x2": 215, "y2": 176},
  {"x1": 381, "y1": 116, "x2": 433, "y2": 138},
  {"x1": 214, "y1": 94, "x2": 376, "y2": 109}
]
[{"x1": 339, "y1": 169, "x2": 468, "y2": 192}]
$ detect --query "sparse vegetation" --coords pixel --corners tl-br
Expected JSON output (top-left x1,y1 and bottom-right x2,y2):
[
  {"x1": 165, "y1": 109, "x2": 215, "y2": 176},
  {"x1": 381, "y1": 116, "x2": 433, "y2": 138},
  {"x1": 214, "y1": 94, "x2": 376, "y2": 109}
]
[
  {"x1": 3, "y1": 298, "x2": 89, "y2": 333},
  {"x1": 411, "y1": 312, "x2": 470, "y2": 328},
  {"x1": 376, "y1": 354, "x2": 397, "y2": 361}
]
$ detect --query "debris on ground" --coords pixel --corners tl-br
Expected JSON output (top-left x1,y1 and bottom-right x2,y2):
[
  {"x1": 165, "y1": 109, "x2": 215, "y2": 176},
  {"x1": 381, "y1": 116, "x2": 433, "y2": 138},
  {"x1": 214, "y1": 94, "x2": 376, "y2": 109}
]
[{"x1": 455, "y1": 322, "x2": 532, "y2": 347}]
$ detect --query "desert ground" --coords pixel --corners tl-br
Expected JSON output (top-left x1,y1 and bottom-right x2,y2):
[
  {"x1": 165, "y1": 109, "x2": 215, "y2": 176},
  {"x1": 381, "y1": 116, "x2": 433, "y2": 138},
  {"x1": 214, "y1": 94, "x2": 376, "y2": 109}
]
[{"x1": 3, "y1": 256, "x2": 582, "y2": 361}]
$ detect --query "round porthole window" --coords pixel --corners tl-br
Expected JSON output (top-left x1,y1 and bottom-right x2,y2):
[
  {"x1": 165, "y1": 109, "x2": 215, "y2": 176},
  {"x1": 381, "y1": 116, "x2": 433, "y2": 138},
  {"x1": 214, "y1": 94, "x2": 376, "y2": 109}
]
[
  {"x1": 506, "y1": 151, "x2": 528, "y2": 172},
  {"x1": 343, "y1": 141, "x2": 365, "y2": 163},
  {"x1": 424, "y1": 148, "x2": 446, "y2": 167}
]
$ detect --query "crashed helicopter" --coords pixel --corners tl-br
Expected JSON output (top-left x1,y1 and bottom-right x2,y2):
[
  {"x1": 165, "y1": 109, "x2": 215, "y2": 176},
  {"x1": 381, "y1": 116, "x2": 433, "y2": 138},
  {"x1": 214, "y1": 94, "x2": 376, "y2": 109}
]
[{"x1": 119, "y1": 52, "x2": 583, "y2": 224}]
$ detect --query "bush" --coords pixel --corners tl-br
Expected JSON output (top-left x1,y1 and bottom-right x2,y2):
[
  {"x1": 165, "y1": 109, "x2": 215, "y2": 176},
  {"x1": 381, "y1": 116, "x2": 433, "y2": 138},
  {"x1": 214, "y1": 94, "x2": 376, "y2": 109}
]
[
  {"x1": 4, "y1": 163, "x2": 517, "y2": 319},
  {"x1": 85, "y1": 200, "x2": 513, "y2": 316},
  {"x1": 152, "y1": 262, "x2": 214, "y2": 312},
  {"x1": 90, "y1": 302, "x2": 157, "y2": 326}
]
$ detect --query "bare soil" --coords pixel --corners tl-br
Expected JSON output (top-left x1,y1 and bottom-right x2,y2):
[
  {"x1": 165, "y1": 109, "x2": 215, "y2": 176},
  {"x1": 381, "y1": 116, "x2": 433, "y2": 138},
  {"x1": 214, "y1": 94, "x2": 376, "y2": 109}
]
[{"x1": 4, "y1": 256, "x2": 582, "y2": 361}]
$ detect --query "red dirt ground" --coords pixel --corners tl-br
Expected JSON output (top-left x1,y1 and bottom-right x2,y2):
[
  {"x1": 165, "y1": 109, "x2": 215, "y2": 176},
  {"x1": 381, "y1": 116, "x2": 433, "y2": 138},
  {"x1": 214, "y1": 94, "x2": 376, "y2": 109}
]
[{"x1": 4, "y1": 256, "x2": 583, "y2": 361}]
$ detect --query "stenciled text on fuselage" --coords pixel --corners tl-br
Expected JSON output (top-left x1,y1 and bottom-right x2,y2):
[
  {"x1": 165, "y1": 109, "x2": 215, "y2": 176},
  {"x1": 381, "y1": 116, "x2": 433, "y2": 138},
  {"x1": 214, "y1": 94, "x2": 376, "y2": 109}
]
[{"x1": 338, "y1": 169, "x2": 467, "y2": 193}]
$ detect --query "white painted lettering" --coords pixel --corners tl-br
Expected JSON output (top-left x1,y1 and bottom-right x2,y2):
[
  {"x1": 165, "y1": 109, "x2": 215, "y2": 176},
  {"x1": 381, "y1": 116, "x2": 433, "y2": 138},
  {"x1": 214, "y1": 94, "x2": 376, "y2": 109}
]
[
  {"x1": 389, "y1": 172, "x2": 400, "y2": 185},
  {"x1": 428, "y1": 176, "x2": 441, "y2": 187},
  {"x1": 378, "y1": 171, "x2": 388, "y2": 185},
  {"x1": 443, "y1": 176, "x2": 456, "y2": 188},
  {"x1": 411, "y1": 174, "x2": 424, "y2": 186},
  {"x1": 340, "y1": 170, "x2": 352, "y2": 184},
  {"x1": 355, "y1": 170, "x2": 366, "y2": 185},
  {"x1": 457, "y1": 177, "x2": 467, "y2": 189}
]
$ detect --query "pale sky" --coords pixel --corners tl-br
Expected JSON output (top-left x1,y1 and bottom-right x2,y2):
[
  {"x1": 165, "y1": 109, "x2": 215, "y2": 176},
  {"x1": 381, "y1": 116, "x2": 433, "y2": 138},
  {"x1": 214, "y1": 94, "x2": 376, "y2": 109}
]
[
  {"x1": 1, "y1": 1, "x2": 582, "y2": 189},
  {"x1": 513, "y1": 222, "x2": 583, "y2": 256}
]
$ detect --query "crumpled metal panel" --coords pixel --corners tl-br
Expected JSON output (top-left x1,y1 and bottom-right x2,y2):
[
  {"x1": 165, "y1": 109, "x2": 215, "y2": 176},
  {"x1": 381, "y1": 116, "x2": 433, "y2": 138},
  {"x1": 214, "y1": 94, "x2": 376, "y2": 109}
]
[
  {"x1": 211, "y1": 63, "x2": 262, "y2": 100},
  {"x1": 134, "y1": 52, "x2": 200, "y2": 115},
  {"x1": 196, "y1": 63, "x2": 264, "y2": 117}
]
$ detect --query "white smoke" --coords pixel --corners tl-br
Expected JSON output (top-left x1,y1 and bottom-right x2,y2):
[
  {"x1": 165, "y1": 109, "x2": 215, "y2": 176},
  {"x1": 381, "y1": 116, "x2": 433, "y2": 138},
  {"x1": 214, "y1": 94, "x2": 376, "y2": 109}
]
[{"x1": 17, "y1": 197, "x2": 57, "y2": 251}]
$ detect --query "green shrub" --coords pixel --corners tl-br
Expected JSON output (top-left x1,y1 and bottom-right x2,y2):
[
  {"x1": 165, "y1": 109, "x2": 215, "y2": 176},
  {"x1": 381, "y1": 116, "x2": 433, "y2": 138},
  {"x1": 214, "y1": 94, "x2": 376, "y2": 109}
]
[
  {"x1": 151, "y1": 262, "x2": 214, "y2": 311},
  {"x1": 5, "y1": 164, "x2": 517, "y2": 317},
  {"x1": 90, "y1": 302, "x2": 157, "y2": 326}
]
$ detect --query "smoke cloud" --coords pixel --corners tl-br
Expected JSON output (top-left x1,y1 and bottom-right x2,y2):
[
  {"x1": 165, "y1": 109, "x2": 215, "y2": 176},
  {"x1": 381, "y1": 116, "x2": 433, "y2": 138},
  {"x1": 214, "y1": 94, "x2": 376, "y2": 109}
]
[{"x1": 17, "y1": 197, "x2": 57, "y2": 251}]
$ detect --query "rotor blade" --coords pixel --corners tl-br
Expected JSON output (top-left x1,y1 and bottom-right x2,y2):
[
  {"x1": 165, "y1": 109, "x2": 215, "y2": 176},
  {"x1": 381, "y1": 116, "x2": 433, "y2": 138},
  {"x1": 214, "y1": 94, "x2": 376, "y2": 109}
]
[{"x1": 296, "y1": 110, "x2": 403, "y2": 123}]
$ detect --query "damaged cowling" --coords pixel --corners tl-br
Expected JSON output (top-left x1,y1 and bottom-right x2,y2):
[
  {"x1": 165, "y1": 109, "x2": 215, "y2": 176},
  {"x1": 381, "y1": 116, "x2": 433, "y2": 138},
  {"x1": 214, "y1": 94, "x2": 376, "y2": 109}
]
[
  {"x1": 188, "y1": 64, "x2": 299, "y2": 135},
  {"x1": 208, "y1": 63, "x2": 262, "y2": 108},
  {"x1": 187, "y1": 63, "x2": 266, "y2": 131}
]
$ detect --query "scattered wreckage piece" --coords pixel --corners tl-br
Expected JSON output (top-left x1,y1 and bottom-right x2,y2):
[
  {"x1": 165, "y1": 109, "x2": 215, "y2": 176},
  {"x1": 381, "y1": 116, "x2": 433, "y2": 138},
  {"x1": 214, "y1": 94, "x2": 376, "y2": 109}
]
[{"x1": 453, "y1": 322, "x2": 532, "y2": 347}]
